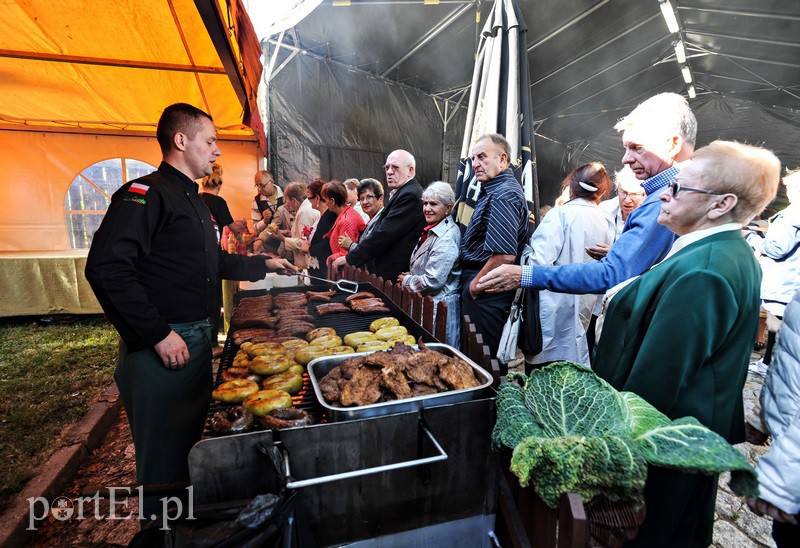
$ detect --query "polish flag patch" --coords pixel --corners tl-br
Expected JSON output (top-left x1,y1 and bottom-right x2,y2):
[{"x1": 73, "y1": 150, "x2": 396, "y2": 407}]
[{"x1": 129, "y1": 183, "x2": 149, "y2": 195}]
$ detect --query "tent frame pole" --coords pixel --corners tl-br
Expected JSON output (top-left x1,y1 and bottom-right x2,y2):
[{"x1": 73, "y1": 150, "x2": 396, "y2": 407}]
[{"x1": 379, "y1": 3, "x2": 473, "y2": 77}]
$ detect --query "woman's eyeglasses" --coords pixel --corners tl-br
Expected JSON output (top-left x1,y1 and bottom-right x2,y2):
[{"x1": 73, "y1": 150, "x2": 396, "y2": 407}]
[{"x1": 668, "y1": 181, "x2": 725, "y2": 197}]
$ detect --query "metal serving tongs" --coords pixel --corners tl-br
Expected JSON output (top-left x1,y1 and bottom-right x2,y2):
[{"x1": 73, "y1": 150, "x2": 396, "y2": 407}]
[{"x1": 300, "y1": 274, "x2": 359, "y2": 294}]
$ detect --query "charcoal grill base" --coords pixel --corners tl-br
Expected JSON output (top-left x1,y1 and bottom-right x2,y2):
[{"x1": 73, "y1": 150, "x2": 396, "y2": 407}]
[
  {"x1": 344, "y1": 514, "x2": 497, "y2": 548},
  {"x1": 189, "y1": 398, "x2": 497, "y2": 546}
]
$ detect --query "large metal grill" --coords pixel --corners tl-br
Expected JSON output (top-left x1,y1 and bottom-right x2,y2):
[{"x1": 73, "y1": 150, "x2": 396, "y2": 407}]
[{"x1": 191, "y1": 284, "x2": 497, "y2": 546}]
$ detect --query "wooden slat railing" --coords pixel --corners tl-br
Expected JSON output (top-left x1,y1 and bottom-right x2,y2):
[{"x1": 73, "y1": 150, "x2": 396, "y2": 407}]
[
  {"x1": 496, "y1": 455, "x2": 588, "y2": 547},
  {"x1": 330, "y1": 264, "x2": 448, "y2": 344}
]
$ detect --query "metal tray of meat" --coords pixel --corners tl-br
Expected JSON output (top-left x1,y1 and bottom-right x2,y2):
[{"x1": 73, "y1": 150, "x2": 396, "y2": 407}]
[{"x1": 308, "y1": 343, "x2": 493, "y2": 422}]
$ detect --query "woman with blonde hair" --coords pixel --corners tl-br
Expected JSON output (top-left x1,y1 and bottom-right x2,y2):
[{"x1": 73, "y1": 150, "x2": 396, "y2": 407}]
[{"x1": 200, "y1": 163, "x2": 244, "y2": 242}]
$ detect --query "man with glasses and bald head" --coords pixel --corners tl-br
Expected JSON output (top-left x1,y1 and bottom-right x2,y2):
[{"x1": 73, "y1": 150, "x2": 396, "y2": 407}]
[{"x1": 334, "y1": 149, "x2": 424, "y2": 281}]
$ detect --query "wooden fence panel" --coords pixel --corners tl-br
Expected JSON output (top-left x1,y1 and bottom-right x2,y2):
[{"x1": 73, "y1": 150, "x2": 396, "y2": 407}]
[
  {"x1": 401, "y1": 288, "x2": 412, "y2": 315},
  {"x1": 421, "y1": 296, "x2": 435, "y2": 335},
  {"x1": 531, "y1": 491, "x2": 558, "y2": 547},
  {"x1": 489, "y1": 359, "x2": 502, "y2": 389},
  {"x1": 392, "y1": 283, "x2": 403, "y2": 309},
  {"x1": 462, "y1": 315, "x2": 474, "y2": 354},
  {"x1": 558, "y1": 493, "x2": 587, "y2": 548},
  {"x1": 435, "y1": 301, "x2": 448, "y2": 343},
  {"x1": 412, "y1": 292, "x2": 423, "y2": 325}
]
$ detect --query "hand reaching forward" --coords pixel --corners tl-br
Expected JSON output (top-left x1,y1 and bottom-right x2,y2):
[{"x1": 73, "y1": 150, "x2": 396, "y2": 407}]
[
  {"x1": 746, "y1": 498, "x2": 798, "y2": 524},
  {"x1": 266, "y1": 257, "x2": 297, "y2": 275},
  {"x1": 476, "y1": 264, "x2": 523, "y2": 293}
]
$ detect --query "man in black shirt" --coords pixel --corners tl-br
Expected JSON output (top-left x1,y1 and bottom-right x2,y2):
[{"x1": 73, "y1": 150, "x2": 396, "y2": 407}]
[
  {"x1": 86, "y1": 103, "x2": 293, "y2": 519},
  {"x1": 334, "y1": 149, "x2": 425, "y2": 281}
]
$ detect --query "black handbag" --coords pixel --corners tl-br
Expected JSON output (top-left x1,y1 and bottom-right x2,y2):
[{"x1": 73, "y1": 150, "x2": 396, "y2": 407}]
[{"x1": 518, "y1": 286, "x2": 542, "y2": 356}]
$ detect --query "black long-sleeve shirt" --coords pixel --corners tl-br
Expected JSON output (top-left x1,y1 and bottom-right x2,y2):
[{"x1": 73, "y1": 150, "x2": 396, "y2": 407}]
[{"x1": 86, "y1": 162, "x2": 268, "y2": 352}]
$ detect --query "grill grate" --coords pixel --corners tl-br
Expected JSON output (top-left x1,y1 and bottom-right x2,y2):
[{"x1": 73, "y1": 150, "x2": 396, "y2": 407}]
[{"x1": 203, "y1": 283, "x2": 435, "y2": 438}]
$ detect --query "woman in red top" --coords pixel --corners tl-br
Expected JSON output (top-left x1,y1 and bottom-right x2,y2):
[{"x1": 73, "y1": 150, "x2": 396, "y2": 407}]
[{"x1": 324, "y1": 181, "x2": 366, "y2": 266}]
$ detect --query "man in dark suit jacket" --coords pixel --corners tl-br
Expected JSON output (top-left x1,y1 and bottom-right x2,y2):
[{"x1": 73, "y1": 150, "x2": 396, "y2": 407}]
[{"x1": 333, "y1": 149, "x2": 425, "y2": 281}]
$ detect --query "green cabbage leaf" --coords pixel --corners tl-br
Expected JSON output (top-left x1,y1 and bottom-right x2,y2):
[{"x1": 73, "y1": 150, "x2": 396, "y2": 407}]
[{"x1": 493, "y1": 362, "x2": 758, "y2": 508}]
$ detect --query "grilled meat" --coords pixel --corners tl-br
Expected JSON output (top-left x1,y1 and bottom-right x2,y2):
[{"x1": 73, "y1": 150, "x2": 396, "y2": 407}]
[
  {"x1": 380, "y1": 365, "x2": 412, "y2": 399},
  {"x1": 349, "y1": 298, "x2": 391, "y2": 315},
  {"x1": 277, "y1": 314, "x2": 314, "y2": 325},
  {"x1": 320, "y1": 366, "x2": 343, "y2": 403},
  {"x1": 341, "y1": 355, "x2": 369, "y2": 379},
  {"x1": 344, "y1": 292, "x2": 375, "y2": 303},
  {"x1": 411, "y1": 383, "x2": 439, "y2": 397},
  {"x1": 230, "y1": 315, "x2": 279, "y2": 329},
  {"x1": 306, "y1": 290, "x2": 336, "y2": 298},
  {"x1": 438, "y1": 357, "x2": 481, "y2": 390},
  {"x1": 232, "y1": 328, "x2": 275, "y2": 346},
  {"x1": 316, "y1": 302, "x2": 350, "y2": 315},
  {"x1": 275, "y1": 295, "x2": 308, "y2": 308},
  {"x1": 321, "y1": 344, "x2": 482, "y2": 407},
  {"x1": 340, "y1": 366, "x2": 382, "y2": 407}
]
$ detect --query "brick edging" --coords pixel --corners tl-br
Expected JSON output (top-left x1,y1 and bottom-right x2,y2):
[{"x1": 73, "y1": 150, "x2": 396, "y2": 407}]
[{"x1": 0, "y1": 382, "x2": 122, "y2": 547}]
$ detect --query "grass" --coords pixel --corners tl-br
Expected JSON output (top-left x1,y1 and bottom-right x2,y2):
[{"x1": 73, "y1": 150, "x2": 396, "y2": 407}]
[{"x1": 0, "y1": 316, "x2": 117, "y2": 514}]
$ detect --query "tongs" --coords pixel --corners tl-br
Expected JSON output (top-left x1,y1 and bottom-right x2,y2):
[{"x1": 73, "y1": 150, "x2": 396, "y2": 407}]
[{"x1": 300, "y1": 274, "x2": 359, "y2": 294}]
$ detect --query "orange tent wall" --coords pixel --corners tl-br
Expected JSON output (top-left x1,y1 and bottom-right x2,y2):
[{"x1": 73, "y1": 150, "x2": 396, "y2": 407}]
[{"x1": 0, "y1": 129, "x2": 260, "y2": 251}]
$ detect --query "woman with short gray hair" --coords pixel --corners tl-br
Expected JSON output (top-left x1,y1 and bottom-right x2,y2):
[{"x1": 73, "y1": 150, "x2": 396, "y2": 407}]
[{"x1": 398, "y1": 181, "x2": 461, "y2": 346}]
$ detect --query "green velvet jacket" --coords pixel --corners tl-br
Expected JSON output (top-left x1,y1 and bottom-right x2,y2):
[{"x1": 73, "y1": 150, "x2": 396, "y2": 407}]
[
  {"x1": 593, "y1": 230, "x2": 761, "y2": 546},
  {"x1": 593, "y1": 230, "x2": 761, "y2": 444}
]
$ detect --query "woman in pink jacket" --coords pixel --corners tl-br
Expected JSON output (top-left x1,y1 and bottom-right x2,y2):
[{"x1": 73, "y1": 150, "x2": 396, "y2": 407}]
[{"x1": 323, "y1": 181, "x2": 366, "y2": 267}]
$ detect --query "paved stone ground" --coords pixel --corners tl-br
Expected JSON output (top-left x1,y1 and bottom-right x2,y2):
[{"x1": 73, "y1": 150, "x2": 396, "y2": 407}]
[{"x1": 26, "y1": 350, "x2": 777, "y2": 546}]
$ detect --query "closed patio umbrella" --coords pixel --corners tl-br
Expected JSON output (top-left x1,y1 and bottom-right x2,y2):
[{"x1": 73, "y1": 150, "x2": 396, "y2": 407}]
[{"x1": 453, "y1": 0, "x2": 539, "y2": 229}]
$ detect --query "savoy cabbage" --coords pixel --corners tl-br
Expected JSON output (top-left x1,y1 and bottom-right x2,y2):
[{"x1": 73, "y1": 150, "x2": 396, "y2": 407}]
[{"x1": 493, "y1": 362, "x2": 758, "y2": 509}]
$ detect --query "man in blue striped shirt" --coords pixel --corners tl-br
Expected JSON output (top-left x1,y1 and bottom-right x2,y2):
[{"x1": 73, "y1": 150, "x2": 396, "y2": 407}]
[
  {"x1": 460, "y1": 133, "x2": 529, "y2": 358},
  {"x1": 476, "y1": 93, "x2": 696, "y2": 299}
]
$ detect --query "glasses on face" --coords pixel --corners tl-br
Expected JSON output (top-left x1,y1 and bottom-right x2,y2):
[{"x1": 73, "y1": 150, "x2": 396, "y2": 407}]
[
  {"x1": 668, "y1": 181, "x2": 725, "y2": 198},
  {"x1": 383, "y1": 164, "x2": 403, "y2": 172},
  {"x1": 359, "y1": 194, "x2": 377, "y2": 201},
  {"x1": 619, "y1": 190, "x2": 645, "y2": 199}
]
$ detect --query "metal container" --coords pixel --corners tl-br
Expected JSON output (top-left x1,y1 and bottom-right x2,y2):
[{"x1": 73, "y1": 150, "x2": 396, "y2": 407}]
[
  {"x1": 308, "y1": 343, "x2": 493, "y2": 421},
  {"x1": 190, "y1": 397, "x2": 497, "y2": 546}
]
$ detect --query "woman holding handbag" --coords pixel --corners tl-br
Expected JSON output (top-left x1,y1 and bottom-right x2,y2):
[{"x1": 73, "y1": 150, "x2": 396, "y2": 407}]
[{"x1": 527, "y1": 163, "x2": 615, "y2": 368}]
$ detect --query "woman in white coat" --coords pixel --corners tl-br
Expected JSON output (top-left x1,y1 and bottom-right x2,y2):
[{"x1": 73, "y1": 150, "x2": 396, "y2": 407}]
[
  {"x1": 747, "y1": 288, "x2": 800, "y2": 546},
  {"x1": 528, "y1": 163, "x2": 615, "y2": 368}
]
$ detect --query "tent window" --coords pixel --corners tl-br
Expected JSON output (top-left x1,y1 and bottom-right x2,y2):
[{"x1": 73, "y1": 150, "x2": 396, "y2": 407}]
[{"x1": 65, "y1": 158, "x2": 156, "y2": 249}]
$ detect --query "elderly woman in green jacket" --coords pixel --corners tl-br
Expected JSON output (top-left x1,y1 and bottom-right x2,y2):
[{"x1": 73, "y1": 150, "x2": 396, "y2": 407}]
[{"x1": 593, "y1": 140, "x2": 781, "y2": 547}]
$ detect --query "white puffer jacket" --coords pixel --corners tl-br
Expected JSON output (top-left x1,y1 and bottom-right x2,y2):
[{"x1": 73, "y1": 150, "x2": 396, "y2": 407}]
[
  {"x1": 758, "y1": 289, "x2": 800, "y2": 514},
  {"x1": 759, "y1": 204, "x2": 800, "y2": 316}
]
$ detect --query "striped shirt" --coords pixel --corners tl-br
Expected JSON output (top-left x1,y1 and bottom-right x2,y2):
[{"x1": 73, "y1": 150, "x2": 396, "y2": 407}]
[{"x1": 461, "y1": 169, "x2": 529, "y2": 265}]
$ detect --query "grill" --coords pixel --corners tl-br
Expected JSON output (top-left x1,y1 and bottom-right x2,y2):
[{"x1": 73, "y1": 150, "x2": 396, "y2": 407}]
[
  {"x1": 191, "y1": 283, "x2": 497, "y2": 545},
  {"x1": 204, "y1": 283, "x2": 439, "y2": 437}
]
